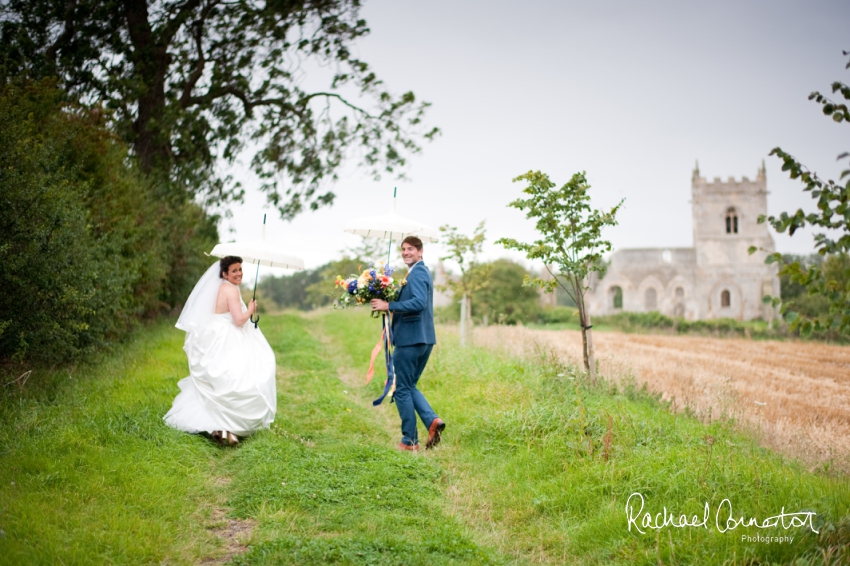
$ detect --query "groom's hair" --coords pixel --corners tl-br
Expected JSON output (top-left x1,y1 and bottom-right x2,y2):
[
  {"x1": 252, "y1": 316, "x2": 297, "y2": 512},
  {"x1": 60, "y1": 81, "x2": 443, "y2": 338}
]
[
  {"x1": 219, "y1": 256, "x2": 243, "y2": 278},
  {"x1": 401, "y1": 236, "x2": 423, "y2": 251}
]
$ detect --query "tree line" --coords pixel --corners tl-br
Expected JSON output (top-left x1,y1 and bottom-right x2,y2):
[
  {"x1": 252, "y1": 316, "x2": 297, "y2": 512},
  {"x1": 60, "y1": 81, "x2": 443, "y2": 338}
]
[
  {"x1": 0, "y1": 79, "x2": 217, "y2": 366},
  {"x1": 256, "y1": 254, "x2": 544, "y2": 325}
]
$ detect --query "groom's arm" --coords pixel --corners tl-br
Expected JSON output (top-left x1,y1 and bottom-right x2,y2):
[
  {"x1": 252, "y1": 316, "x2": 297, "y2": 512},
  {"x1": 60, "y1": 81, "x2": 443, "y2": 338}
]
[{"x1": 388, "y1": 272, "x2": 428, "y2": 313}]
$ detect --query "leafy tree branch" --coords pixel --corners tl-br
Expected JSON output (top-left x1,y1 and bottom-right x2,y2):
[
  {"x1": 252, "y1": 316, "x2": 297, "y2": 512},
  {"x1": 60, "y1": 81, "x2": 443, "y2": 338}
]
[
  {"x1": 750, "y1": 50, "x2": 850, "y2": 336},
  {"x1": 0, "y1": 0, "x2": 439, "y2": 219}
]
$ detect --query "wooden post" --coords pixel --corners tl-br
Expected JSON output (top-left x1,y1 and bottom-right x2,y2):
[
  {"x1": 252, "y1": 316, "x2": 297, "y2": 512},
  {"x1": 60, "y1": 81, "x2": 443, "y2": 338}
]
[
  {"x1": 460, "y1": 294, "x2": 467, "y2": 347},
  {"x1": 466, "y1": 293, "x2": 473, "y2": 345}
]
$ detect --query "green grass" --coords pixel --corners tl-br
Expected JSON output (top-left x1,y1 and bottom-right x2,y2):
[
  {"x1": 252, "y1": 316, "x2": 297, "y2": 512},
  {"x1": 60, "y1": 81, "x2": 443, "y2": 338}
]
[
  {"x1": 0, "y1": 323, "x2": 226, "y2": 563},
  {"x1": 421, "y1": 344, "x2": 849, "y2": 564},
  {"x1": 1, "y1": 310, "x2": 848, "y2": 565}
]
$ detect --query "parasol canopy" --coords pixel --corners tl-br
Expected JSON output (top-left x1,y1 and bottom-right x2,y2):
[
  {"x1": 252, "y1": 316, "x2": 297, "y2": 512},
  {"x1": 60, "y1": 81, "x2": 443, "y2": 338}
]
[
  {"x1": 343, "y1": 189, "x2": 439, "y2": 243},
  {"x1": 208, "y1": 225, "x2": 305, "y2": 271}
]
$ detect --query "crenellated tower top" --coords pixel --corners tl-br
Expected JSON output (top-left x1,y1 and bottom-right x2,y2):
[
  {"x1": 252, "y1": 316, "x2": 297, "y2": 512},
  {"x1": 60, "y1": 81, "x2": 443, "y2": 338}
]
[{"x1": 691, "y1": 162, "x2": 767, "y2": 196}]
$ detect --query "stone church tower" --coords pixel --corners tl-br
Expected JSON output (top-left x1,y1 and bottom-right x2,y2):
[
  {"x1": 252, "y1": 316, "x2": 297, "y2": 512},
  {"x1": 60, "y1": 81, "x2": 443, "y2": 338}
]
[{"x1": 585, "y1": 163, "x2": 780, "y2": 321}]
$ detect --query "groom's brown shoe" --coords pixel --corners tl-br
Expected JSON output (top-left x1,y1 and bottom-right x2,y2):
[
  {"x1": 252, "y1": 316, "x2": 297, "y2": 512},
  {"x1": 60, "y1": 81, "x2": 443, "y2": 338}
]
[
  {"x1": 397, "y1": 442, "x2": 419, "y2": 451},
  {"x1": 426, "y1": 418, "x2": 446, "y2": 449}
]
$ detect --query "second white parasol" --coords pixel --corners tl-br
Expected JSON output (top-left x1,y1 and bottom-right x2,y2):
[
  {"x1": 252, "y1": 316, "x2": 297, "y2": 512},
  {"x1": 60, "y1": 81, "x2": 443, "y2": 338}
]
[{"x1": 343, "y1": 188, "x2": 439, "y2": 263}]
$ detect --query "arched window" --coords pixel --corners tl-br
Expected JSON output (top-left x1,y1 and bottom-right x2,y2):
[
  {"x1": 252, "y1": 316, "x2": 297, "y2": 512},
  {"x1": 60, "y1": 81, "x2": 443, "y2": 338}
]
[
  {"x1": 725, "y1": 207, "x2": 738, "y2": 234},
  {"x1": 645, "y1": 288, "x2": 657, "y2": 310},
  {"x1": 721, "y1": 289, "x2": 731, "y2": 308},
  {"x1": 610, "y1": 286, "x2": 623, "y2": 309},
  {"x1": 673, "y1": 287, "x2": 685, "y2": 317}
]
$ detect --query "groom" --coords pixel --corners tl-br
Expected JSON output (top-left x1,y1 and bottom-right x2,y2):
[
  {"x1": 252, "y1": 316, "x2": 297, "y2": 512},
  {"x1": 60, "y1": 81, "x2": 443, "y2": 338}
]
[{"x1": 371, "y1": 236, "x2": 445, "y2": 451}]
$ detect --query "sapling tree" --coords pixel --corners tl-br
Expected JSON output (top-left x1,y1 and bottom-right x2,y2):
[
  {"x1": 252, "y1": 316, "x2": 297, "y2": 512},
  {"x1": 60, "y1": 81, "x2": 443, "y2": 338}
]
[
  {"x1": 750, "y1": 51, "x2": 850, "y2": 336},
  {"x1": 497, "y1": 171, "x2": 622, "y2": 382},
  {"x1": 439, "y1": 221, "x2": 490, "y2": 347}
]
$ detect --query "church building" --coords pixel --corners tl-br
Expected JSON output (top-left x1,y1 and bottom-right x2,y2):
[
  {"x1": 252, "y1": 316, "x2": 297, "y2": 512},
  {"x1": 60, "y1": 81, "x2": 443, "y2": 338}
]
[{"x1": 585, "y1": 163, "x2": 780, "y2": 321}]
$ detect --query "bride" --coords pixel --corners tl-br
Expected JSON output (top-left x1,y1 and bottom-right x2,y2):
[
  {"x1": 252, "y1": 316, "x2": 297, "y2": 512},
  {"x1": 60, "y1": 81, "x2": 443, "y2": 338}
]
[{"x1": 164, "y1": 256, "x2": 277, "y2": 445}]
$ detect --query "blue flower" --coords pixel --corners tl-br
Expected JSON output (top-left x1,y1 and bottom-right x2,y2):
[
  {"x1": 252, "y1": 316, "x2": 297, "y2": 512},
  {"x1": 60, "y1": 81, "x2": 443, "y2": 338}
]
[
  {"x1": 369, "y1": 269, "x2": 377, "y2": 279},
  {"x1": 347, "y1": 280, "x2": 358, "y2": 293}
]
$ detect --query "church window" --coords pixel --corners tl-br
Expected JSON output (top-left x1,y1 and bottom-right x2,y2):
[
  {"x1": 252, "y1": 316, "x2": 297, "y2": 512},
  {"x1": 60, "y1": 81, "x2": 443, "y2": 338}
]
[
  {"x1": 645, "y1": 288, "x2": 657, "y2": 310},
  {"x1": 721, "y1": 289, "x2": 731, "y2": 308},
  {"x1": 662, "y1": 249, "x2": 672, "y2": 264},
  {"x1": 725, "y1": 208, "x2": 738, "y2": 234},
  {"x1": 610, "y1": 286, "x2": 623, "y2": 309},
  {"x1": 673, "y1": 287, "x2": 685, "y2": 317}
]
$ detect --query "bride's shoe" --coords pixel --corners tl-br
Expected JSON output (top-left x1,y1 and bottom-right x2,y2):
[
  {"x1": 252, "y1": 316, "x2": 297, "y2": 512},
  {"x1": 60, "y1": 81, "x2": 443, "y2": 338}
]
[
  {"x1": 225, "y1": 431, "x2": 239, "y2": 446},
  {"x1": 211, "y1": 430, "x2": 224, "y2": 444}
]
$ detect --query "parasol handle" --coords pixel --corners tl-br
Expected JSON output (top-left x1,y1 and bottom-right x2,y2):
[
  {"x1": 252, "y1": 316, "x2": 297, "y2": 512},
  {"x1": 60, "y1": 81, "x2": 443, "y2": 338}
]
[
  {"x1": 252, "y1": 259, "x2": 261, "y2": 301},
  {"x1": 250, "y1": 259, "x2": 261, "y2": 328},
  {"x1": 250, "y1": 213, "x2": 266, "y2": 328}
]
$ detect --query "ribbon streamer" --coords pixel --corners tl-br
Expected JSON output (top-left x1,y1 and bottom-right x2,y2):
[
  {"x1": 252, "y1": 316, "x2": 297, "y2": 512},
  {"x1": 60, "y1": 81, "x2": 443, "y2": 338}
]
[
  {"x1": 370, "y1": 312, "x2": 396, "y2": 406},
  {"x1": 365, "y1": 326, "x2": 386, "y2": 384}
]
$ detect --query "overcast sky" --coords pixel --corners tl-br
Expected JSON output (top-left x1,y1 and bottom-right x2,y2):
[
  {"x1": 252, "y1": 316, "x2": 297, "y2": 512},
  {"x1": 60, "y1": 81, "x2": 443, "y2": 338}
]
[{"x1": 221, "y1": 0, "x2": 850, "y2": 280}]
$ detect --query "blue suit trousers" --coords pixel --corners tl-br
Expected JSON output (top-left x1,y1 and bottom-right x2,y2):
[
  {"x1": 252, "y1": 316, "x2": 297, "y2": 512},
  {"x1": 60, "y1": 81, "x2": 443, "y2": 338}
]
[{"x1": 393, "y1": 343, "x2": 437, "y2": 446}]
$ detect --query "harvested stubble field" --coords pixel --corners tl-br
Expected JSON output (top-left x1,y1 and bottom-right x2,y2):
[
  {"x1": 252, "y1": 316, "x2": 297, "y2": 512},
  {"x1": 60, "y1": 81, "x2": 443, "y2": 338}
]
[{"x1": 472, "y1": 325, "x2": 850, "y2": 473}]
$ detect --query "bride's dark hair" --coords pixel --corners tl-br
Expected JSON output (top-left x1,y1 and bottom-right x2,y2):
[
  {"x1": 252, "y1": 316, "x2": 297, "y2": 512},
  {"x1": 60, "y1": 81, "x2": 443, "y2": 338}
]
[{"x1": 219, "y1": 256, "x2": 243, "y2": 278}]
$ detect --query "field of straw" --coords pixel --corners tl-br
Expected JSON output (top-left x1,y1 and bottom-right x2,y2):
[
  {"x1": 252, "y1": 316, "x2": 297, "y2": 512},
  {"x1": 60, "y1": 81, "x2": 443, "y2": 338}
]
[{"x1": 472, "y1": 325, "x2": 850, "y2": 473}]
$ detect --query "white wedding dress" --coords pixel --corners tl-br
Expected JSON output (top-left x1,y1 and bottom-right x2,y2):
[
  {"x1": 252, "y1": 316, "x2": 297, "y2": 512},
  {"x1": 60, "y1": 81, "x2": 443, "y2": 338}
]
[{"x1": 164, "y1": 264, "x2": 276, "y2": 437}]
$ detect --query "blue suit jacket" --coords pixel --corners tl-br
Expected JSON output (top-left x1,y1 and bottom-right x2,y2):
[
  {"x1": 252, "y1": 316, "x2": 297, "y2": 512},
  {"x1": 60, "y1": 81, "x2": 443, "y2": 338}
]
[{"x1": 389, "y1": 263, "x2": 436, "y2": 347}]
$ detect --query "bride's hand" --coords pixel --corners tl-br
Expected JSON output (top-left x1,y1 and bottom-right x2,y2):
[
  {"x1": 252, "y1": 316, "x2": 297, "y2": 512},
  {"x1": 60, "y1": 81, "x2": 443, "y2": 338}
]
[{"x1": 248, "y1": 299, "x2": 257, "y2": 314}]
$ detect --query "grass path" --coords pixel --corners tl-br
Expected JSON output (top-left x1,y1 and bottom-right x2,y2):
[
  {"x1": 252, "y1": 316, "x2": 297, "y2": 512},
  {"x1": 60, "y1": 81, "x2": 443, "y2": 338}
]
[
  {"x1": 1, "y1": 310, "x2": 848, "y2": 565},
  {"x1": 223, "y1": 312, "x2": 499, "y2": 565}
]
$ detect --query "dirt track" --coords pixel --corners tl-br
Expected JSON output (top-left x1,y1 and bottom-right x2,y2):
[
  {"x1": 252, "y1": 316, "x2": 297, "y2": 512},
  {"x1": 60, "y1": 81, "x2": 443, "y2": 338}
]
[{"x1": 473, "y1": 326, "x2": 850, "y2": 472}]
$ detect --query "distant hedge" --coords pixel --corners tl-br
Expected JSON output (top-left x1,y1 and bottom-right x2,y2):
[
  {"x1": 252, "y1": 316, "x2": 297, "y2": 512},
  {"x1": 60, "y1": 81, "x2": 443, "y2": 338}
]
[{"x1": 0, "y1": 79, "x2": 217, "y2": 366}]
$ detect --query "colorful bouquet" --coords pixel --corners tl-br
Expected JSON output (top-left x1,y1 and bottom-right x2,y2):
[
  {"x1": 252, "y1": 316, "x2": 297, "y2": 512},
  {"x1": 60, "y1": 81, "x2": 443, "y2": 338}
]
[{"x1": 334, "y1": 262, "x2": 404, "y2": 318}]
